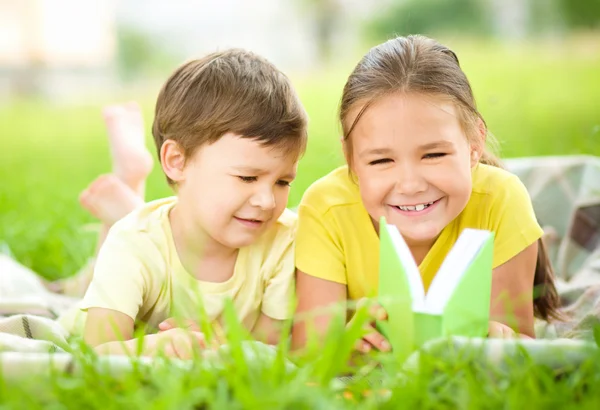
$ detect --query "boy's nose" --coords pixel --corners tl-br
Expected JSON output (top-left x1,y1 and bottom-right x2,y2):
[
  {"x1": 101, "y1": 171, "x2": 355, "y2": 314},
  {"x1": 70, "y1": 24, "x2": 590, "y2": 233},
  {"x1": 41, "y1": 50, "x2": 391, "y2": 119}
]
[{"x1": 250, "y1": 189, "x2": 276, "y2": 210}]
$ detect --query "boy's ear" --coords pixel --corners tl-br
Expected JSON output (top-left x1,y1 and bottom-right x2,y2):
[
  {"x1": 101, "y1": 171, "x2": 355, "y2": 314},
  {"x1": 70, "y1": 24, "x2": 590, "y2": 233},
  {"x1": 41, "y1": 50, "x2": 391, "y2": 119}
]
[{"x1": 160, "y1": 140, "x2": 187, "y2": 183}]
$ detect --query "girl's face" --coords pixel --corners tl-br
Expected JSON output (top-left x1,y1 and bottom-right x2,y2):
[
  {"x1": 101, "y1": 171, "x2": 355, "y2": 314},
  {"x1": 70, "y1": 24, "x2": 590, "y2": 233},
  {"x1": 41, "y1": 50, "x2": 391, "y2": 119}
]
[{"x1": 348, "y1": 92, "x2": 480, "y2": 248}]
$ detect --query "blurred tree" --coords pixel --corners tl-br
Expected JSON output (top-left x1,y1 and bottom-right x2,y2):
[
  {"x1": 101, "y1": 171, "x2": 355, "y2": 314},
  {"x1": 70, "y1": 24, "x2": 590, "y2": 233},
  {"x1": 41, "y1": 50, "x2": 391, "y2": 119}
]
[
  {"x1": 557, "y1": 0, "x2": 600, "y2": 29},
  {"x1": 365, "y1": 0, "x2": 600, "y2": 42},
  {"x1": 115, "y1": 24, "x2": 178, "y2": 81},
  {"x1": 365, "y1": 0, "x2": 492, "y2": 40},
  {"x1": 295, "y1": 0, "x2": 342, "y2": 64}
]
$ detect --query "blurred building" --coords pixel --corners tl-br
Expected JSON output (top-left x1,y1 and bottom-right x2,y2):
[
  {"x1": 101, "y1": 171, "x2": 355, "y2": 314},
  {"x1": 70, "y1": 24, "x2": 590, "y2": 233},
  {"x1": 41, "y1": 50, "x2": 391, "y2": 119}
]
[
  {"x1": 0, "y1": 0, "x2": 117, "y2": 99},
  {"x1": 0, "y1": 0, "x2": 372, "y2": 101}
]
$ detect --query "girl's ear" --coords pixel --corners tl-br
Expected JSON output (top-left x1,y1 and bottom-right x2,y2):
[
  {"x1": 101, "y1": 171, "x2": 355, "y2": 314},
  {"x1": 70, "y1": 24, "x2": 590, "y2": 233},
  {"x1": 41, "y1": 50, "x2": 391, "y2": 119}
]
[
  {"x1": 470, "y1": 118, "x2": 487, "y2": 167},
  {"x1": 341, "y1": 137, "x2": 357, "y2": 175},
  {"x1": 160, "y1": 140, "x2": 187, "y2": 183}
]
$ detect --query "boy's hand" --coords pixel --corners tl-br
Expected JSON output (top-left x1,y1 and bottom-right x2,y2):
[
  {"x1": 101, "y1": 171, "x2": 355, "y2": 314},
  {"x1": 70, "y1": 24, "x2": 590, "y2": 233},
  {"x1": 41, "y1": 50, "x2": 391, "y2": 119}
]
[
  {"x1": 143, "y1": 328, "x2": 208, "y2": 359},
  {"x1": 350, "y1": 298, "x2": 392, "y2": 353},
  {"x1": 158, "y1": 317, "x2": 225, "y2": 346},
  {"x1": 488, "y1": 321, "x2": 532, "y2": 339},
  {"x1": 159, "y1": 318, "x2": 201, "y2": 332}
]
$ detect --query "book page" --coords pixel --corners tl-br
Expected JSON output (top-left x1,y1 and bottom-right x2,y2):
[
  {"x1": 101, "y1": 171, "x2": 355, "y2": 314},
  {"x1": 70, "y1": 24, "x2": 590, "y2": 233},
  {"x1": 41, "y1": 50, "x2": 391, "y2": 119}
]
[
  {"x1": 385, "y1": 223, "x2": 425, "y2": 310},
  {"x1": 424, "y1": 229, "x2": 492, "y2": 314}
]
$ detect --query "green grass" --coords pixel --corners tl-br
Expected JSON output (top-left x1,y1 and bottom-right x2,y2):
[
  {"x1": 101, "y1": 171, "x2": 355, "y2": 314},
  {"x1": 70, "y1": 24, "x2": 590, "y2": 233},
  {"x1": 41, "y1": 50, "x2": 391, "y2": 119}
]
[{"x1": 1, "y1": 35, "x2": 600, "y2": 407}]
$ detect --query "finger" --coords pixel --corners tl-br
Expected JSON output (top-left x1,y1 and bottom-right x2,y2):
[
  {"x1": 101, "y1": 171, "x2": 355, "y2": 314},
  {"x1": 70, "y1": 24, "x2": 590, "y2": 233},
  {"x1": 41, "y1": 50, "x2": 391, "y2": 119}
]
[
  {"x1": 370, "y1": 304, "x2": 387, "y2": 321},
  {"x1": 170, "y1": 333, "x2": 198, "y2": 360},
  {"x1": 158, "y1": 318, "x2": 176, "y2": 331},
  {"x1": 355, "y1": 298, "x2": 387, "y2": 320},
  {"x1": 362, "y1": 326, "x2": 391, "y2": 352},
  {"x1": 190, "y1": 331, "x2": 208, "y2": 348},
  {"x1": 183, "y1": 320, "x2": 202, "y2": 332},
  {"x1": 354, "y1": 339, "x2": 371, "y2": 353}
]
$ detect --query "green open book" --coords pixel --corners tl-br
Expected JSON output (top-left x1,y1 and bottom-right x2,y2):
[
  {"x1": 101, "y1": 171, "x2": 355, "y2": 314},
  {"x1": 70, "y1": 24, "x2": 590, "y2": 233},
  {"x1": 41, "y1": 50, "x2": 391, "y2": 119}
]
[{"x1": 375, "y1": 216, "x2": 494, "y2": 362}]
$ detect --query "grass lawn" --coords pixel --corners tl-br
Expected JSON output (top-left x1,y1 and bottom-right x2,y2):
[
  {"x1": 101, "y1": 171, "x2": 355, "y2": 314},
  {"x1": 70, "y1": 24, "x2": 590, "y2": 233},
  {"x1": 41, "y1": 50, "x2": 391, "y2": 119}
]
[{"x1": 1, "y1": 35, "x2": 600, "y2": 408}]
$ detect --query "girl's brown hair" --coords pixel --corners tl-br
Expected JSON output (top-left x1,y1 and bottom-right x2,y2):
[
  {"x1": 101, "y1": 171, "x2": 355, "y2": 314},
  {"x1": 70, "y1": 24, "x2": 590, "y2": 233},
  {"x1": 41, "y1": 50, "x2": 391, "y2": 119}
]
[{"x1": 339, "y1": 34, "x2": 561, "y2": 321}]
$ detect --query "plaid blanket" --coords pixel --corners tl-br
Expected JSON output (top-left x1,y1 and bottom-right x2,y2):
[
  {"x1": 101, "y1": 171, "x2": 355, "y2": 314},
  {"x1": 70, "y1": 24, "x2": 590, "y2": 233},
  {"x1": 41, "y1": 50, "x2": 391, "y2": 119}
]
[{"x1": 1, "y1": 155, "x2": 600, "y2": 378}]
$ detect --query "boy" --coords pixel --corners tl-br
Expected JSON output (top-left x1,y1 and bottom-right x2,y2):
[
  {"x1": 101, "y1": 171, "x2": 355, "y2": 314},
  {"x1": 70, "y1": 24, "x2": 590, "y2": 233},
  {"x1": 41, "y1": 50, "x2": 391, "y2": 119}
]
[{"x1": 62, "y1": 49, "x2": 307, "y2": 359}]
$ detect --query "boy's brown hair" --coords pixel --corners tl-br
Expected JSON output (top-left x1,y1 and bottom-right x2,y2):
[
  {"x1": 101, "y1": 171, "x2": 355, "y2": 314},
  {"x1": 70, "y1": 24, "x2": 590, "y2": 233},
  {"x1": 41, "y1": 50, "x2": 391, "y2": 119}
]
[
  {"x1": 339, "y1": 34, "x2": 562, "y2": 322},
  {"x1": 152, "y1": 49, "x2": 308, "y2": 184}
]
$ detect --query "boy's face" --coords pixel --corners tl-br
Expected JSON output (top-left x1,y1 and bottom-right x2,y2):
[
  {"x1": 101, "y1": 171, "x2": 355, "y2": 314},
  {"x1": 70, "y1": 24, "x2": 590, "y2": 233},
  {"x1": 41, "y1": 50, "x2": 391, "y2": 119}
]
[{"x1": 175, "y1": 133, "x2": 298, "y2": 250}]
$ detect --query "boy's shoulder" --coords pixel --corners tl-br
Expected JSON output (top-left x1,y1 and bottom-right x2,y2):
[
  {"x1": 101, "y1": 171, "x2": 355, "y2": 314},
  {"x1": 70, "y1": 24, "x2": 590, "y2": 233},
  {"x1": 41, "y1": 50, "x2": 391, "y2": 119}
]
[
  {"x1": 252, "y1": 208, "x2": 297, "y2": 249},
  {"x1": 108, "y1": 196, "x2": 177, "y2": 246},
  {"x1": 300, "y1": 165, "x2": 361, "y2": 213}
]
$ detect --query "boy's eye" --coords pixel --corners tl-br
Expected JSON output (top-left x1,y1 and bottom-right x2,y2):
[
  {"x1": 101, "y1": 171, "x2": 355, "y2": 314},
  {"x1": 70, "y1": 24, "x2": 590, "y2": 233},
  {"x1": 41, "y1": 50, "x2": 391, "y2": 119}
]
[
  {"x1": 276, "y1": 180, "x2": 292, "y2": 187},
  {"x1": 368, "y1": 158, "x2": 392, "y2": 166},
  {"x1": 423, "y1": 153, "x2": 447, "y2": 159},
  {"x1": 238, "y1": 176, "x2": 257, "y2": 183}
]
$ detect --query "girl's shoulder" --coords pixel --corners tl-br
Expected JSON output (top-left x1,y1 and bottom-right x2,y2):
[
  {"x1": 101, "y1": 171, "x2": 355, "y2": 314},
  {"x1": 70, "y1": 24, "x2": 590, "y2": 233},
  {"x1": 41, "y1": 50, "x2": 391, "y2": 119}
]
[
  {"x1": 471, "y1": 163, "x2": 525, "y2": 196},
  {"x1": 300, "y1": 165, "x2": 362, "y2": 213},
  {"x1": 466, "y1": 163, "x2": 537, "y2": 228}
]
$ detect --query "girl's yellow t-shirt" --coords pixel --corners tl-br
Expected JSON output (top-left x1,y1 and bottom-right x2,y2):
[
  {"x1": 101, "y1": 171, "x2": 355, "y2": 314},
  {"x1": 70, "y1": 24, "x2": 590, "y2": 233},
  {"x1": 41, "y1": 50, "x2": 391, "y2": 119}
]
[{"x1": 295, "y1": 164, "x2": 543, "y2": 300}]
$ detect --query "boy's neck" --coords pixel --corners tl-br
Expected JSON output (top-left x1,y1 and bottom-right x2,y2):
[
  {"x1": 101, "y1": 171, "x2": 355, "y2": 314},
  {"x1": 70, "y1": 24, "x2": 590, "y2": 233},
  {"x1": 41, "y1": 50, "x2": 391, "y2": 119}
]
[{"x1": 169, "y1": 204, "x2": 238, "y2": 281}]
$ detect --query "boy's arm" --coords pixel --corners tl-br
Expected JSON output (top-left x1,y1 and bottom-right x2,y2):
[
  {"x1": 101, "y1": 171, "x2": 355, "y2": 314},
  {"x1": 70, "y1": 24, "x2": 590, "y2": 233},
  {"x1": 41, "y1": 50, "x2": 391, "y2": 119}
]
[
  {"x1": 84, "y1": 307, "x2": 134, "y2": 348},
  {"x1": 257, "y1": 221, "x2": 297, "y2": 345},
  {"x1": 80, "y1": 229, "x2": 153, "y2": 353},
  {"x1": 251, "y1": 313, "x2": 285, "y2": 345}
]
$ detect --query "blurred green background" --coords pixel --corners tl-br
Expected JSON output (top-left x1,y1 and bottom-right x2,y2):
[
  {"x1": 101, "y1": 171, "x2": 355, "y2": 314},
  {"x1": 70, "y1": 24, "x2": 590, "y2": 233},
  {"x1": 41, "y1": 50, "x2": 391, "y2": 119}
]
[{"x1": 1, "y1": 0, "x2": 599, "y2": 280}]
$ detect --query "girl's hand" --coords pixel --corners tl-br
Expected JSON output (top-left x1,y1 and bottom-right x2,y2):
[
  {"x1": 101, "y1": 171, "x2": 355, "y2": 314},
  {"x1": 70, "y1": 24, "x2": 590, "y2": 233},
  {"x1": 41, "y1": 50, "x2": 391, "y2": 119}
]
[
  {"x1": 350, "y1": 298, "x2": 392, "y2": 353},
  {"x1": 488, "y1": 321, "x2": 533, "y2": 339}
]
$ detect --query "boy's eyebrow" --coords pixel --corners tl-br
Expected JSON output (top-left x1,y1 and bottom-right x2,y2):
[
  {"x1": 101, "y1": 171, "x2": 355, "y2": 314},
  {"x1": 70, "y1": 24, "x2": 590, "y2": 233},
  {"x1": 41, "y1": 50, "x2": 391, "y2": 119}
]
[
  {"x1": 234, "y1": 166, "x2": 267, "y2": 175},
  {"x1": 233, "y1": 166, "x2": 296, "y2": 179}
]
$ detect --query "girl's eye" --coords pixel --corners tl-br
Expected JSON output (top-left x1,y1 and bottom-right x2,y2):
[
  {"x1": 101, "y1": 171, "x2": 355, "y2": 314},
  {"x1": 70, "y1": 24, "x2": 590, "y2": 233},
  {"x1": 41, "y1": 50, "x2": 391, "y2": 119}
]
[
  {"x1": 238, "y1": 176, "x2": 257, "y2": 183},
  {"x1": 276, "y1": 180, "x2": 292, "y2": 187},
  {"x1": 424, "y1": 153, "x2": 447, "y2": 159},
  {"x1": 368, "y1": 158, "x2": 392, "y2": 166}
]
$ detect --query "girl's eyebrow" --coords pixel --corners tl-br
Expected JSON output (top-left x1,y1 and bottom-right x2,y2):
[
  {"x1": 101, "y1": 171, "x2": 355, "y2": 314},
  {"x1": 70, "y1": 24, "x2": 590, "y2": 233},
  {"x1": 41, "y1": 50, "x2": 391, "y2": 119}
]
[
  {"x1": 419, "y1": 140, "x2": 454, "y2": 150},
  {"x1": 359, "y1": 147, "x2": 393, "y2": 158}
]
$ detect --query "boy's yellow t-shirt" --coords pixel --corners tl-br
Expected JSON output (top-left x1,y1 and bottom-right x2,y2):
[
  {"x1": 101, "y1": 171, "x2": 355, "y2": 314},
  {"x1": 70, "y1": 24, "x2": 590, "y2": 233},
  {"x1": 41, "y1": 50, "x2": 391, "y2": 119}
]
[
  {"x1": 59, "y1": 197, "x2": 297, "y2": 336},
  {"x1": 295, "y1": 164, "x2": 544, "y2": 301}
]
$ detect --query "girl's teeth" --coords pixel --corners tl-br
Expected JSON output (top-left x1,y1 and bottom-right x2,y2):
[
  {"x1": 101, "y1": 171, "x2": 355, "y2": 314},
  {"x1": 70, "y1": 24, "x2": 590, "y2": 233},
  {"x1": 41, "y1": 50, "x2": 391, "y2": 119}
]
[{"x1": 398, "y1": 201, "x2": 435, "y2": 212}]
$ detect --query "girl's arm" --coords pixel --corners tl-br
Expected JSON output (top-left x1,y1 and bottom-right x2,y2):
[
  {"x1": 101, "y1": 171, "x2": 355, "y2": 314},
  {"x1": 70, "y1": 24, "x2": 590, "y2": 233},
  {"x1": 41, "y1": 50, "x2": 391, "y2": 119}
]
[
  {"x1": 490, "y1": 241, "x2": 538, "y2": 337},
  {"x1": 291, "y1": 270, "x2": 347, "y2": 350},
  {"x1": 291, "y1": 270, "x2": 391, "y2": 352}
]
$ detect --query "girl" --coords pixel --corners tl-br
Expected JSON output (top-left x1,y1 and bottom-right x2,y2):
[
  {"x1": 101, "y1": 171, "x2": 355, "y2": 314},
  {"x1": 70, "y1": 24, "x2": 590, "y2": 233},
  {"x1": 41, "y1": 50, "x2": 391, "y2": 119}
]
[{"x1": 292, "y1": 35, "x2": 561, "y2": 352}]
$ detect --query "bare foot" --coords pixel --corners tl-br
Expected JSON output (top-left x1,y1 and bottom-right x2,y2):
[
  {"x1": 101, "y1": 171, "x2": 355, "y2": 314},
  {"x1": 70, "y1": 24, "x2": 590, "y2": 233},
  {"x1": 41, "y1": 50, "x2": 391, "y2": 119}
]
[
  {"x1": 102, "y1": 102, "x2": 153, "y2": 196},
  {"x1": 79, "y1": 174, "x2": 144, "y2": 226}
]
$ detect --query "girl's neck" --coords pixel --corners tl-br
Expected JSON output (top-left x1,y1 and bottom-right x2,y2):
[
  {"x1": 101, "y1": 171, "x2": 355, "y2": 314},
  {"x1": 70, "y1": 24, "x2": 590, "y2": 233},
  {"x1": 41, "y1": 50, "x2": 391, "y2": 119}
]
[{"x1": 371, "y1": 216, "x2": 437, "y2": 266}]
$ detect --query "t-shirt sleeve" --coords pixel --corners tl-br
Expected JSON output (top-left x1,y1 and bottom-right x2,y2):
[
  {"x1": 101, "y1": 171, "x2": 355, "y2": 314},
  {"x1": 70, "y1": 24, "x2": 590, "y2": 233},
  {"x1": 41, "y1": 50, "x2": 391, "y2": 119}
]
[
  {"x1": 260, "y1": 225, "x2": 296, "y2": 320},
  {"x1": 295, "y1": 200, "x2": 346, "y2": 285},
  {"x1": 489, "y1": 174, "x2": 544, "y2": 268},
  {"x1": 80, "y1": 229, "x2": 150, "y2": 321}
]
